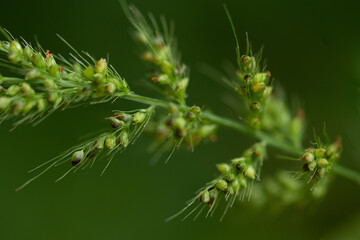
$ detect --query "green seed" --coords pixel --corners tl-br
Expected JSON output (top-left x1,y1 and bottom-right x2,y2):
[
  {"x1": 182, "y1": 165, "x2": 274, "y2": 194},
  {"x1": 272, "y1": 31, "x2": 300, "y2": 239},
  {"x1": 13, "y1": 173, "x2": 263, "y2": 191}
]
[
  {"x1": 199, "y1": 190, "x2": 210, "y2": 203},
  {"x1": 23, "y1": 46, "x2": 33, "y2": 61},
  {"x1": 318, "y1": 158, "x2": 329, "y2": 168},
  {"x1": 245, "y1": 166, "x2": 256, "y2": 179},
  {"x1": 105, "y1": 136, "x2": 117, "y2": 150},
  {"x1": 216, "y1": 179, "x2": 228, "y2": 191},
  {"x1": 6, "y1": 85, "x2": 21, "y2": 96},
  {"x1": 119, "y1": 131, "x2": 129, "y2": 148},
  {"x1": 216, "y1": 163, "x2": 231, "y2": 174},
  {"x1": 71, "y1": 150, "x2": 84, "y2": 166},
  {"x1": 315, "y1": 149, "x2": 326, "y2": 159},
  {"x1": 95, "y1": 58, "x2": 107, "y2": 74},
  {"x1": 21, "y1": 83, "x2": 35, "y2": 96},
  {"x1": 303, "y1": 152, "x2": 314, "y2": 164},
  {"x1": 32, "y1": 53, "x2": 46, "y2": 68},
  {"x1": 0, "y1": 97, "x2": 11, "y2": 110},
  {"x1": 83, "y1": 66, "x2": 95, "y2": 79},
  {"x1": 36, "y1": 99, "x2": 48, "y2": 112},
  {"x1": 23, "y1": 101, "x2": 36, "y2": 114},
  {"x1": 133, "y1": 112, "x2": 146, "y2": 124}
]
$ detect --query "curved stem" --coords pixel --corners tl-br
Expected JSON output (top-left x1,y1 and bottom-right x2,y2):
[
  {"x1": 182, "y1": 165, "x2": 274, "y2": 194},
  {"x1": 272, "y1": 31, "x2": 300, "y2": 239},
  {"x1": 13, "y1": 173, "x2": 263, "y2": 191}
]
[{"x1": 122, "y1": 93, "x2": 360, "y2": 185}]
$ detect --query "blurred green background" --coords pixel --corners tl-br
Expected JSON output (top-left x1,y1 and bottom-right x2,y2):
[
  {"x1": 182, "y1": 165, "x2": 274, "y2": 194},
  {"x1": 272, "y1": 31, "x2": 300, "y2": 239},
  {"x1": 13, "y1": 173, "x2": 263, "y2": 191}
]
[{"x1": 1, "y1": 0, "x2": 360, "y2": 239}]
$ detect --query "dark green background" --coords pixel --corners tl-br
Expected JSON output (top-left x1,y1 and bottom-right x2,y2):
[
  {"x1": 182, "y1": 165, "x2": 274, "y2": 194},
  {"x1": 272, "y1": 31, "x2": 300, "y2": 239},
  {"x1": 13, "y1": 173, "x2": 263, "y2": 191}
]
[{"x1": 1, "y1": 0, "x2": 360, "y2": 239}]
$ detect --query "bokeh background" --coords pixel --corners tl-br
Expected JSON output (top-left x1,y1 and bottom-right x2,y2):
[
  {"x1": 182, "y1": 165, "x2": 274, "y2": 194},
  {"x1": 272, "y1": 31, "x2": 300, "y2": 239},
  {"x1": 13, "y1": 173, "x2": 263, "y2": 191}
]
[{"x1": 1, "y1": 0, "x2": 360, "y2": 239}]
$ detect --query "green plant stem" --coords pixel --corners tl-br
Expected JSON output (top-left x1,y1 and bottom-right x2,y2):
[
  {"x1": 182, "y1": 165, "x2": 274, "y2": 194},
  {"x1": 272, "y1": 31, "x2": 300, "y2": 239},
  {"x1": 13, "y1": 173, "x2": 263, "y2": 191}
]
[{"x1": 123, "y1": 93, "x2": 360, "y2": 185}]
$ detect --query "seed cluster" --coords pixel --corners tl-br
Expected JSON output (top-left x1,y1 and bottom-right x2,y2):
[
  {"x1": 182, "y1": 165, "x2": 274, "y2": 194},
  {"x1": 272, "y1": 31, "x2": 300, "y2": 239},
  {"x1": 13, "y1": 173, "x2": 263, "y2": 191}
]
[
  {"x1": 198, "y1": 142, "x2": 265, "y2": 208},
  {"x1": 302, "y1": 144, "x2": 340, "y2": 179},
  {"x1": 0, "y1": 39, "x2": 129, "y2": 125},
  {"x1": 71, "y1": 109, "x2": 150, "y2": 167},
  {"x1": 235, "y1": 55, "x2": 272, "y2": 128},
  {"x1": 127, "y1": 7, "x2": 188, "y2": 104}
]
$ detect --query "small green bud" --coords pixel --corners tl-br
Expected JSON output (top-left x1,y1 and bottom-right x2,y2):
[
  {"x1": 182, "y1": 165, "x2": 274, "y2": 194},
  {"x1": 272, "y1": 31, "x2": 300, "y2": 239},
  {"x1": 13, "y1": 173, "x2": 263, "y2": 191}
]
[
  {"x1": 254, "y1": 73, "x2": 268, "y2": 83},
  {"x1": 6, "y1": 85, "x2": 21, "y2": 96},
  {"x1": 1, "y1": 41, "x2": 10, "y2": 50},
  {"x1": 325, "y1": 149, "x2": 334, "y2": 158},
  {"x1": 263, "y1": 86, "x2": 272, "y2": 97},
  {"x1": 114, "y1": 112, "x2": 132, "y2": 122},
  {"x1": 105, "y1": 136, "x2": 117, "y2": 150},
  {"x1": 189, "y1": 106, "x2": 201, "y2": 115},
  {"x1": 198, "y1": 124, "x2": 217, "y2": 138},
  {"x1": 244, "y1": 74, "x2": 253, "y2": 83},
  {"x1": 54, "y1": 95, "x2": 63, "y2": 107},
  {"x1": 251, "y1": 82, "x2": 265, "y2": 93},
  {"x1": 199, "y1": 190, "x2": 210, "y2": 203},
  {"x1": 36, "y1": 99, "x2": 48, "y2": 112},
  {"x1": 8, "y1": 51, "x2": 21, "y2": 63},
  {"x1": 241, "y1": 55, "x2": 251, "y2": 64},
  {"x1": 208, "y1": 188, "x2": 218, "y2": 207},
  {"x1": 44, "y1": 79, "x2": 56, "y2": 89},
  {"x1": 245, "y1": 166, "x2": 256, "y2": 179},
  {"x1": 135, "y1": 31, "x2": 148, "y2": 44},
  {"x1": 110, "y1": 117, "x2": 125, "y2": 129},
  {"x1": 93, "y1": 73, "x2": 106, "y2": 85},
  {"x1": 251, "y1": 101, "x2": 261, "y2": 110},
  {"x1": 25, "y1": 69, "x2": 39, "y2": 80},
  {"x1": 23, "y1": 46, "x2": 33, "y2": 61},
  {"x1": 303, "y1": 152, "x2": 314, "y2": 164},
  {"x1": 46, "y1": 56, "x2": 57, "y2": 68},
  {"x1": 315, "y1": 149, "x2": 326, "y2": 159},
  {"x1": 119, "y1": 131, "x2": 129, "y2": 148},
  {"x1": 141, "y1": 51, "x2": 153, "y2": 62},
  {"x1": 10, "y1": 41, "x2": 22, "y2": 52},
  {"x1": 0, "y1": 97, "x2": 11, "y2": 110},
  {"x1": 21, "y1": 83, "x2": 35, "y2": 96},
  {"x1": 31, "y1": 53, "x2": 46, "y2": 68},
  {"x1": 152, "y1": 74, "x2": 169, "y2": 84},
  {"x1": 94, "y1": 139, "x2": 105, "y2": 150},
  {"x1": 95, "y1": 58, "x2": 107, "y2": 74},
  {"x1": 230, "y1": 179, "x2": 240, "y2": 193},
  {"x1": 174, "y1": 117, "x2": 186, "y2": 129},
  {"x1": 83, "y1": 66, "x2": 95, "y2": 80},
  {"x1": 13, "y1": 99, "x2": 25, "y2": 115},
  {"x1": 216, "y1": 163, "x2": 231, "y2": 174},
  {"x1": 105, "y1": 83, "x2": 116, "y2": 93},
  {"x1": 71, "y1": 150, "x2": 84, "y2": 166},
  {"x1": 216, "y1": 179, "x2": 228, "y2": 191},
  {"x1": 176, "y1": 78, "x2": 189, "y2": 90},
  {"x1": 238, "y1": 175, "x2": 247, "y2": 187},
  {"x1": 49, "y1": 65, "x2": 60, "y2": 78},
  {"x1": 133, "y1": 112, "x2": 146, "y2": 124},
  {"x1": 308, "y1": 161, "x2": 317, "y2": 171},
  {"x1": 47, "y1": 92, "x2": 59, "y2": 103},
  {"x1": 185, "y1": 111, "x2": 195, "y2": 121},
  {"x1": 225, "y1": 172, "x2": 236, "y2": 182},
  {"x1": 23, "y1": 101, "x2": 36, "y2": 114},
  {"x1": 318, "y1": 158, "x2": 329, "y2": 168}
]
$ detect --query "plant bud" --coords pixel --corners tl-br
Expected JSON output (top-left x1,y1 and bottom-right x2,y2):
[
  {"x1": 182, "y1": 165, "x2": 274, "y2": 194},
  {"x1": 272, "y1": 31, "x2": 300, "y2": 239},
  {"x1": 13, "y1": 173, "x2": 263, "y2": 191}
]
[
  {"x1": 31, "y1": 53, "x2": 46, "y2": 68},
  {"x1": 95, "y1": 58, "x2": 107, "y2": 74},
  {"x1": 1, "y1": 41, "x2": 10, "y2": 50},
  {"x1": 141, "y1": 51, "x2": 153, "y2": 62},
  {"x1": 94, "y1": 139, "x2": 105, "y2": 150},
  {"x1": 83, "y1": 66, "x2": 94, "y2": 80},
  {"x1": 110, "y1": 117, "x2": 125, "y2": 129},
  {"x1": 303, "y1": 152, "x2": 314, "y2": 164},
  {"x1": 189, "y1": 106, "x2": 201, "y2": 115},
  {"x1": 114, "y1": 112, "x2": 132, "y2": 122},
  {"x1": 47, "y1": 92, "x2": 59, "y2": 103},
  {"x1": 230, "y1": 179, "x2": 240, "y2": 193},
  {"x1": 208, "y1": 188, "x2": 218, "y2": 207},
  {"x1": 119, "y1": 131, "x2": 129, "y2": 148},
  {"x1": 198, "y1": 124, "x2": 217, "y2": 138},
  {"x1": 44, "y1": 79, "x2": 56, "y2": 89},
  {"x1": 23, "y1": 46, "x2": 33, "y2": 61},
  {"x1": 23, "y1": 101, "x2": 36, "y2": 114},
  {"x1": 105, "y1": 135, "x2": 117, "y2": 150},
  {"x1": 308, "y1": 161, "x2": 317, "y2": 171},
  {"x1": 216, "y1": 163, "x2": 231, "y2": 174},
  {"x1": 8, "y1": 51, "x2": 21, "y2": 63},
  {"x1": 36, "y1": 99, "x2": 48, "y2": 112},
  {"x1": 93, "y1": 73, "x2": 106, "y2": 85},
  {"x1": 241, "y1": 55, "x2": 251, "y2": 64},
  {"x1": 133, "y1": 112, "x2": 146, "y2": 124},
  {"x1": 49, "y1": 65, "x2": 60, "y2": 78},
  {"x1": 254, "y1": 73, "x2": 268, "y2": 83},
  {"x1": 105, "y1": 83, "x2": 116, "y2": 93},
  {"x1": 10, "y1": 41, "x2": 22, "y2": 53},
  {"x1": 225, "y1": 172, "x2": 236, "y2": 182},
  {"x1": 13, "y1": 99, "x2": 25, "y2": 115},
  {"x1": 135, "y1": 31, "x2": 147, "y2": 44},
  {"x1": 318, "y1": 158, "x2": 329, "y2": 168},
  {"x1": 46, "y1": 56, "x2": 56, "y2": 68},
  {"x1": 174, "y1": 117, "x2": 186, "y2": 129},
  {"x1": 315, "y1": 149, "x2": 326, "y2": 159},
  {"x1": 185, "y1": 111, "x2": 195, "y2": 121},
  {"x1": 176, "y1": 78, "x2": 188, "y2": 90},
  {"x1": 6, "y1": 85, "x2": 21, "y2": 96},
  {"x1": 71, "y1": 150, "x2": 84, "y2": 166},
  {"x1": 0, "y1": 97, "x2": 11, "y2": 110},
  {"x1": 21, "y1": 83, "x2": 35, "y2": 96},
  {"x1": 216, "y1": 179, "x2": 228, "y2": 191},
  {"x1": 238, "y1": 175, "x2": 247, "y2": 187},
  {"x1": 244, "y1": 74, "x2": 253, "y2": 83},
  {"x1": 245, "y1": 166, "x2": 256, "y2": 179},
  {"x1": 251, "y1": 82, "x2": 265, "y2": 93},
  {"x1": 251, "y1": 101, "x2": 261, "y2": 110},
  {"x1": 25, "y1": 69, "x2": 39, "y2": 80},
  {"x1": 199, "y1": 190, "x2": 210, "y2": 203},
  {"x1": 325, "y1": 149, "x2": 334, "y2": 158},
  {"x1": 263, "y1": 86, "x2": 272, "y2": 97}
]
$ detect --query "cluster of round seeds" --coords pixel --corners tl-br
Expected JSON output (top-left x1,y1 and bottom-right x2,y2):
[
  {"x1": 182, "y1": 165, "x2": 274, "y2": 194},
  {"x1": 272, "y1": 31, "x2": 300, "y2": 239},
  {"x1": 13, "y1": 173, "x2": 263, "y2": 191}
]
[
  {"x1": 0, "y1": 39, "x2": 129, "y2": 124},
  {"x1": 302, "y1": 146, "x2": 338, "y2": 178},
  {"x1": 235, "y1": 55, "x2": 272, "y2": 128},
  {"x1": 198, "y1": 142, "x2": 265, "y2": 207},
  {"x1": 71, "y1": 109, "x2": 149, "y2": 167}
]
